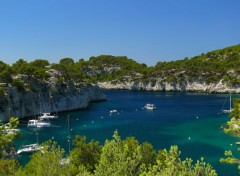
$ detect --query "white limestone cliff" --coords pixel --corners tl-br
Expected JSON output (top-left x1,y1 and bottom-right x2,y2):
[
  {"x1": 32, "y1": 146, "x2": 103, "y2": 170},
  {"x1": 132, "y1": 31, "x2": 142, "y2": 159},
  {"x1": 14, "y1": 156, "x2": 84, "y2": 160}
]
[{"x1": 97, "y1": 79, "x2": 238, "y2": 93}]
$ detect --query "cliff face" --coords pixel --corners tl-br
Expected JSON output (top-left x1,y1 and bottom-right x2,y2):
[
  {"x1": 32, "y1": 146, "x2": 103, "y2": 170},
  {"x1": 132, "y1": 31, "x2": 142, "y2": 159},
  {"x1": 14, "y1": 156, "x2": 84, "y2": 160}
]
[
  {"x1": 97, "y1": 79, "x2": 236, "y2": 93},
  {"x1": 0, "y1": 77, "x2": 106, "y2": 122}
]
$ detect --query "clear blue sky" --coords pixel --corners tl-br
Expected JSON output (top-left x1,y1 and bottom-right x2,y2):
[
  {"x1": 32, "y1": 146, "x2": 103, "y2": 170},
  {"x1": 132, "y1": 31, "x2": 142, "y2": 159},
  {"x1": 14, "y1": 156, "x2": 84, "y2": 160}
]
[{"x1": 0, "y1": 0, "x2": 240, "y2": 66}]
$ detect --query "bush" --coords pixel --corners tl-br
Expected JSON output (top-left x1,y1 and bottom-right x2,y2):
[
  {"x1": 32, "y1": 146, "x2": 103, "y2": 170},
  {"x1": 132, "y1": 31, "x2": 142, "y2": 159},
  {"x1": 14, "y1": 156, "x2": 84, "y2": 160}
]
[
  {"x1": 12, "y1": 79, "x2": 25, "y2": 92},
  {"x1": 0, "y1": 88, "x2": 5, "y2": 95}
]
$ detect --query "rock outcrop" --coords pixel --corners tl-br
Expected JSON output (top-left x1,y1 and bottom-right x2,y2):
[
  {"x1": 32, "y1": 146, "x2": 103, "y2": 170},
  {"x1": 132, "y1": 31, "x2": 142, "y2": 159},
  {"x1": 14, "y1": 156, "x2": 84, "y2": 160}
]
[
  {"x1": 0, "y1": 73, "x2": 106, "y2": 122},
  {"x1": 97, "y1": 79, "x2": 238, "y2": 93}
]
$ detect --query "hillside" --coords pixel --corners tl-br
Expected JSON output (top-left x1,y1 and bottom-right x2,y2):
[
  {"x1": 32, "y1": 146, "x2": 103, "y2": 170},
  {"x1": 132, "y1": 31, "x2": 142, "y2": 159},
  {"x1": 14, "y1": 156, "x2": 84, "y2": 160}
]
[
  {"x1": 93, "y1": 44, "x2": 240, "y2": 92},
  {"x1": 1, "y1": 44, "x2": 240, "y2": 99}
]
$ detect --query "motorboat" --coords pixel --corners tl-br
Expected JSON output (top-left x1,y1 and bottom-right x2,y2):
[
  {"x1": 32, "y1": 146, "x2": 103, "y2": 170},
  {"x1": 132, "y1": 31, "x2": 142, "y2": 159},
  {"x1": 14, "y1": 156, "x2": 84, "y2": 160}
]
[
  {"x1": 144, "y1": 103, "x2": 156, "y2": 110},
  {"x1": 110, "y1": 110, "x2": 117, "y2": 113},
  {"x1": 28, "y1": 119, "x2": 51, "y2": 127},
  {"x1": 39, "y1": 113, "x2": 58, "y2": 120}
]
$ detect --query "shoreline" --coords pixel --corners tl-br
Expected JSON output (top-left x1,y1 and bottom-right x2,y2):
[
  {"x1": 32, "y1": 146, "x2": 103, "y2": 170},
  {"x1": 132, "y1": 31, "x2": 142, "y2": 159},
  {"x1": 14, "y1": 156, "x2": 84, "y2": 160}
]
[{"x1": 97, "y1": 81, "x2": 239, "y2": 93}]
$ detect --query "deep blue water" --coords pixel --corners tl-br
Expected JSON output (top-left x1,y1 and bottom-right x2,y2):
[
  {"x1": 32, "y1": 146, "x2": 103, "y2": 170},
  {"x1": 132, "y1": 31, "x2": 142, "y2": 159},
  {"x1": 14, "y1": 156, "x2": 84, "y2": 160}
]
[{"x1": 16, "y1": 90, "x2": 239, "y2": 175}]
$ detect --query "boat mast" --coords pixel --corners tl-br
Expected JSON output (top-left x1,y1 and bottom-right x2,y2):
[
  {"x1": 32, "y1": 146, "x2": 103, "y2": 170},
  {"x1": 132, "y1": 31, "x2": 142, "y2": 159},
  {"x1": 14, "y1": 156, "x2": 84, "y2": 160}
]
[
  {"x1": 39, "y1": 93, "x2": 41, "y2": 115},
  {"x1": 7, "y1": 85, "x2": 11, "y2": 119},
  {"x1": 49, "y1": 91, "x2": 58, "y2": 116},
  {"x1": 36, "y1": 131, "x2": 39, "y2": 144},
  {"x1": 67, "y1": 115, "x2": 71, "y2": 154}
]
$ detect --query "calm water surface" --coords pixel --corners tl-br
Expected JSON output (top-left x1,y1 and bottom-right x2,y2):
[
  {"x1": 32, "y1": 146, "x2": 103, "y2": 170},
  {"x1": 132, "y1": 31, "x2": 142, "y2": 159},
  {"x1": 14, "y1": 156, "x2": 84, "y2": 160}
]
[{"x1": 16, "y1": 90, "x2": 239, "y2": 175}]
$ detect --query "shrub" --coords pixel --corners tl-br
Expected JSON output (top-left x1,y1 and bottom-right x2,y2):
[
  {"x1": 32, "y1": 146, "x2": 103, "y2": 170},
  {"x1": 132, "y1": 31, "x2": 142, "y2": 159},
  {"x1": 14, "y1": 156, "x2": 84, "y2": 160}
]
[{"x1": 12, "y1": 79, "x2": 25, "y2": 92}]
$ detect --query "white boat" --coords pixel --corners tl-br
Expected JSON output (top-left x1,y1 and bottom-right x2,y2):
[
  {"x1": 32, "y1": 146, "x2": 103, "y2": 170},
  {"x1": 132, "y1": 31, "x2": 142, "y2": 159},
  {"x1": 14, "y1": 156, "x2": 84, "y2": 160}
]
[
  {"x1": 236, "y1": 141, "x2": 240, "y2": 145},
  {"x1": 28, "y1": 119, "x2": 51, "y2": 127},
  {"x1": 144, "y1": 103, "x2": 156, "y2": 110},
  {"x1": 110, "y1": 110, "x2": 117, "y2": 113},
  {"x1": 222, "y1": 92, "x2": 233, "y2": 113},
  {"x1": 39, "y1": 113, "x2": 58, "y2": 120},
  {"x1": 17, "y1": 143, "x2": 43, "y2": 154},
  {"x1": 17, "y1": 132, "x2": 43, "y2": 154}
]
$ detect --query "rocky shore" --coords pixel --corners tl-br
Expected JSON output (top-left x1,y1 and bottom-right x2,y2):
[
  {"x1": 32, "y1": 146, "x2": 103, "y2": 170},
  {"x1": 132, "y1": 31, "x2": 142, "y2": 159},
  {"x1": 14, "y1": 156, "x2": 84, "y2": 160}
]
[
  {"x1": 0, "y1": 84, "x2": 106, "y2": 122},
  {"x1": 98, "y1": 79, "x2": 238, "y2": 93},
  {"x1": 0, "y1": 70, "x2": 106, "y2": 122}
]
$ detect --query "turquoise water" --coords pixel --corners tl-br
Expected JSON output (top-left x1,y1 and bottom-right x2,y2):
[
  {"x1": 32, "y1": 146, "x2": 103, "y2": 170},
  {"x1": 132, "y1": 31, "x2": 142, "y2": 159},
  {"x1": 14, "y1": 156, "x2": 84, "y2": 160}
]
[{"x1": 16, "y1": 90, "x2": 239, "y2": 175}]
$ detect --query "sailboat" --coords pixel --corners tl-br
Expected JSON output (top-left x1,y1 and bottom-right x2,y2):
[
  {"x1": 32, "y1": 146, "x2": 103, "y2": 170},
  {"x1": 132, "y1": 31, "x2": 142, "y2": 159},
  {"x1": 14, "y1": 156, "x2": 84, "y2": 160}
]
[
  {"x1": 17, "y1": 132, "x2": 43, "y2": 154},
  {"x1": 222, "y1": 92, "x2": 233, "y2": 113}
]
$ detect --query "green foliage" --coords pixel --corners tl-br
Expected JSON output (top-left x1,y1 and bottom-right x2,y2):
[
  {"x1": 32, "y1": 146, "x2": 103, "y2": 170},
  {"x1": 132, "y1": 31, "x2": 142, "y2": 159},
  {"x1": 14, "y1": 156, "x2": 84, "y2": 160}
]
[
  {"x1": 0, "y1": 70, "x2": 12, "y2": 83},
  {"x1": 141, "y1": 147, "x2": 217, "y2": 176},
  {"x1": 0, "y1": 60, "x2": 8, "y2": 71},
  {"x1": 0, "y1": 159, "x2": 19, "y2": 176},
  {"x1": 153, "y1": 44, "x2": 240, "y2": 85},
  {"x1": 12, "y1": 79, "x2": 25, "y2": 92},
  {"x1": 60, "y1": 58, "x2": 75, "y2": 65},
  {"x1": 0, "y1": 117, "x2": 20, "y2": 158},
  {"x1": 221, "y1": 98, "x2": 240, "y2": 173},
  {"x1": 11, "y1": 59, "x2": 28, "y2": 74},
  {"x1": 94, "y1": 131, "x2": 144, "y2": 176},
  {"x1": 30, "y1": 59, "x2": 49, "y2": 68},
  {"x1": 9, "y1": 117, "x2": 19, "y2": 129},
  {"x1": 94, "y1": 131, "x2": 216, "y2": 176},
  {"x1": 70, "y1": 135, "x2": 101, "y2": 173},
  {"x1": 1, "y1": 44, "x2": 240, "y2": 89},
  {"x1": 33, "y1": 68, "x2": 50, "y2": 81},
  {"x1": 0, "y1": 61, "x2": 12, "y2": 83},
  {"x1": 11, "y1": 59, "x2": 50, "y2": 83},
  {"x1": 0, "y1": 88, "x2": 5, "y2": 95}
]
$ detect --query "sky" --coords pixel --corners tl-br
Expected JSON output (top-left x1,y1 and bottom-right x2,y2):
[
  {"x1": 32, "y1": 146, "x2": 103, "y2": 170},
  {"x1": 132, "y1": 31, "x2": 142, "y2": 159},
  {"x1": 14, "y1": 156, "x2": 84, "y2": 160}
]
[{"x1": 0, "y1": 0, "x2": 240, "y2": 66}]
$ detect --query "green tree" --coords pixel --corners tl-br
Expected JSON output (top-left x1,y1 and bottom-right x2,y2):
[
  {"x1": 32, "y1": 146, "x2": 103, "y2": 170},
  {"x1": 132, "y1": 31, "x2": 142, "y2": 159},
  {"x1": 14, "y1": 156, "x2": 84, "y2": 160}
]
[
  {"x1": 141, "y1": 146, "x2": 217, "y2": 176},
  {"x1": 0, "y1": 117, "x2": 20, "y2": 158},
  {"x1": 33, "y1": 68, "x2": 50, "y2": 81},
  {"x1": 220, "y1": 98, "x2": 240, "y2": 172},
  {"x1": 70, "y1": 135, "x2": 102, "y2": 173},
  {"x1": 0, "y1": 70, "x2": 12, "y2": 83},
  {"x1": 94, "y1": 130, "x2": 143, "y2": 176},
  {"x1": 60, "y1": 58, "x2": 75, "y2": 65},
  {"x1": 30, "y1": 59, "x2": 50, "y2": 68},
  {"x1": 12, "y1": 79, "x2": 25, "y2": 92},
  {"x1": 11, "y1": 59, "x2": 28, "y2": 74},
  {"x1": 0, "y1": 159, "x2": 19, "y2": 176}
]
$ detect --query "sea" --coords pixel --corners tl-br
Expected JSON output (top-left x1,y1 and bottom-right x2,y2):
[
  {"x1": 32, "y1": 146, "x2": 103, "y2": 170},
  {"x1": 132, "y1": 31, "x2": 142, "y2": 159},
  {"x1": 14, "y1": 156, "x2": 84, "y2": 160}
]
[{"x1": 15, "y1": 90, "x2": 239, "y2": 175}]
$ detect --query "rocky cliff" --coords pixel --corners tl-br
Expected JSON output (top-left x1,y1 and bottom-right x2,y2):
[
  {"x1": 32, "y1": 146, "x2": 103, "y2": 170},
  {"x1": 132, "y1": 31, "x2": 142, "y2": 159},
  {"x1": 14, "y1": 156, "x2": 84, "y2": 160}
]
[
  {"x1": 97, "y1": 79, "x2": 237, "y2": 93},
  {"x1": 0, "y1": 73, "x2": 106, "y2": 122}
]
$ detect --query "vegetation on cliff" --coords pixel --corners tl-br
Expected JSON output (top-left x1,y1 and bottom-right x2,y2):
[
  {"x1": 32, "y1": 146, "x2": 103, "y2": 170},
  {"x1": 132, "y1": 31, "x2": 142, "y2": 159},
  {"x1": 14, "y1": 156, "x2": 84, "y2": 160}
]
[
  {"x1": 220, "y1": 98, "x2": 240, "y2": 173},
  {"x1": 72, "y1": 44, "x2": 240, "y2": 87},
  {"x1": 0, "y1": 117, "x2": 19, "y2": 158},
  {"x1": 1, "y1": 44, "x2": 240, "y2": 92}
]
